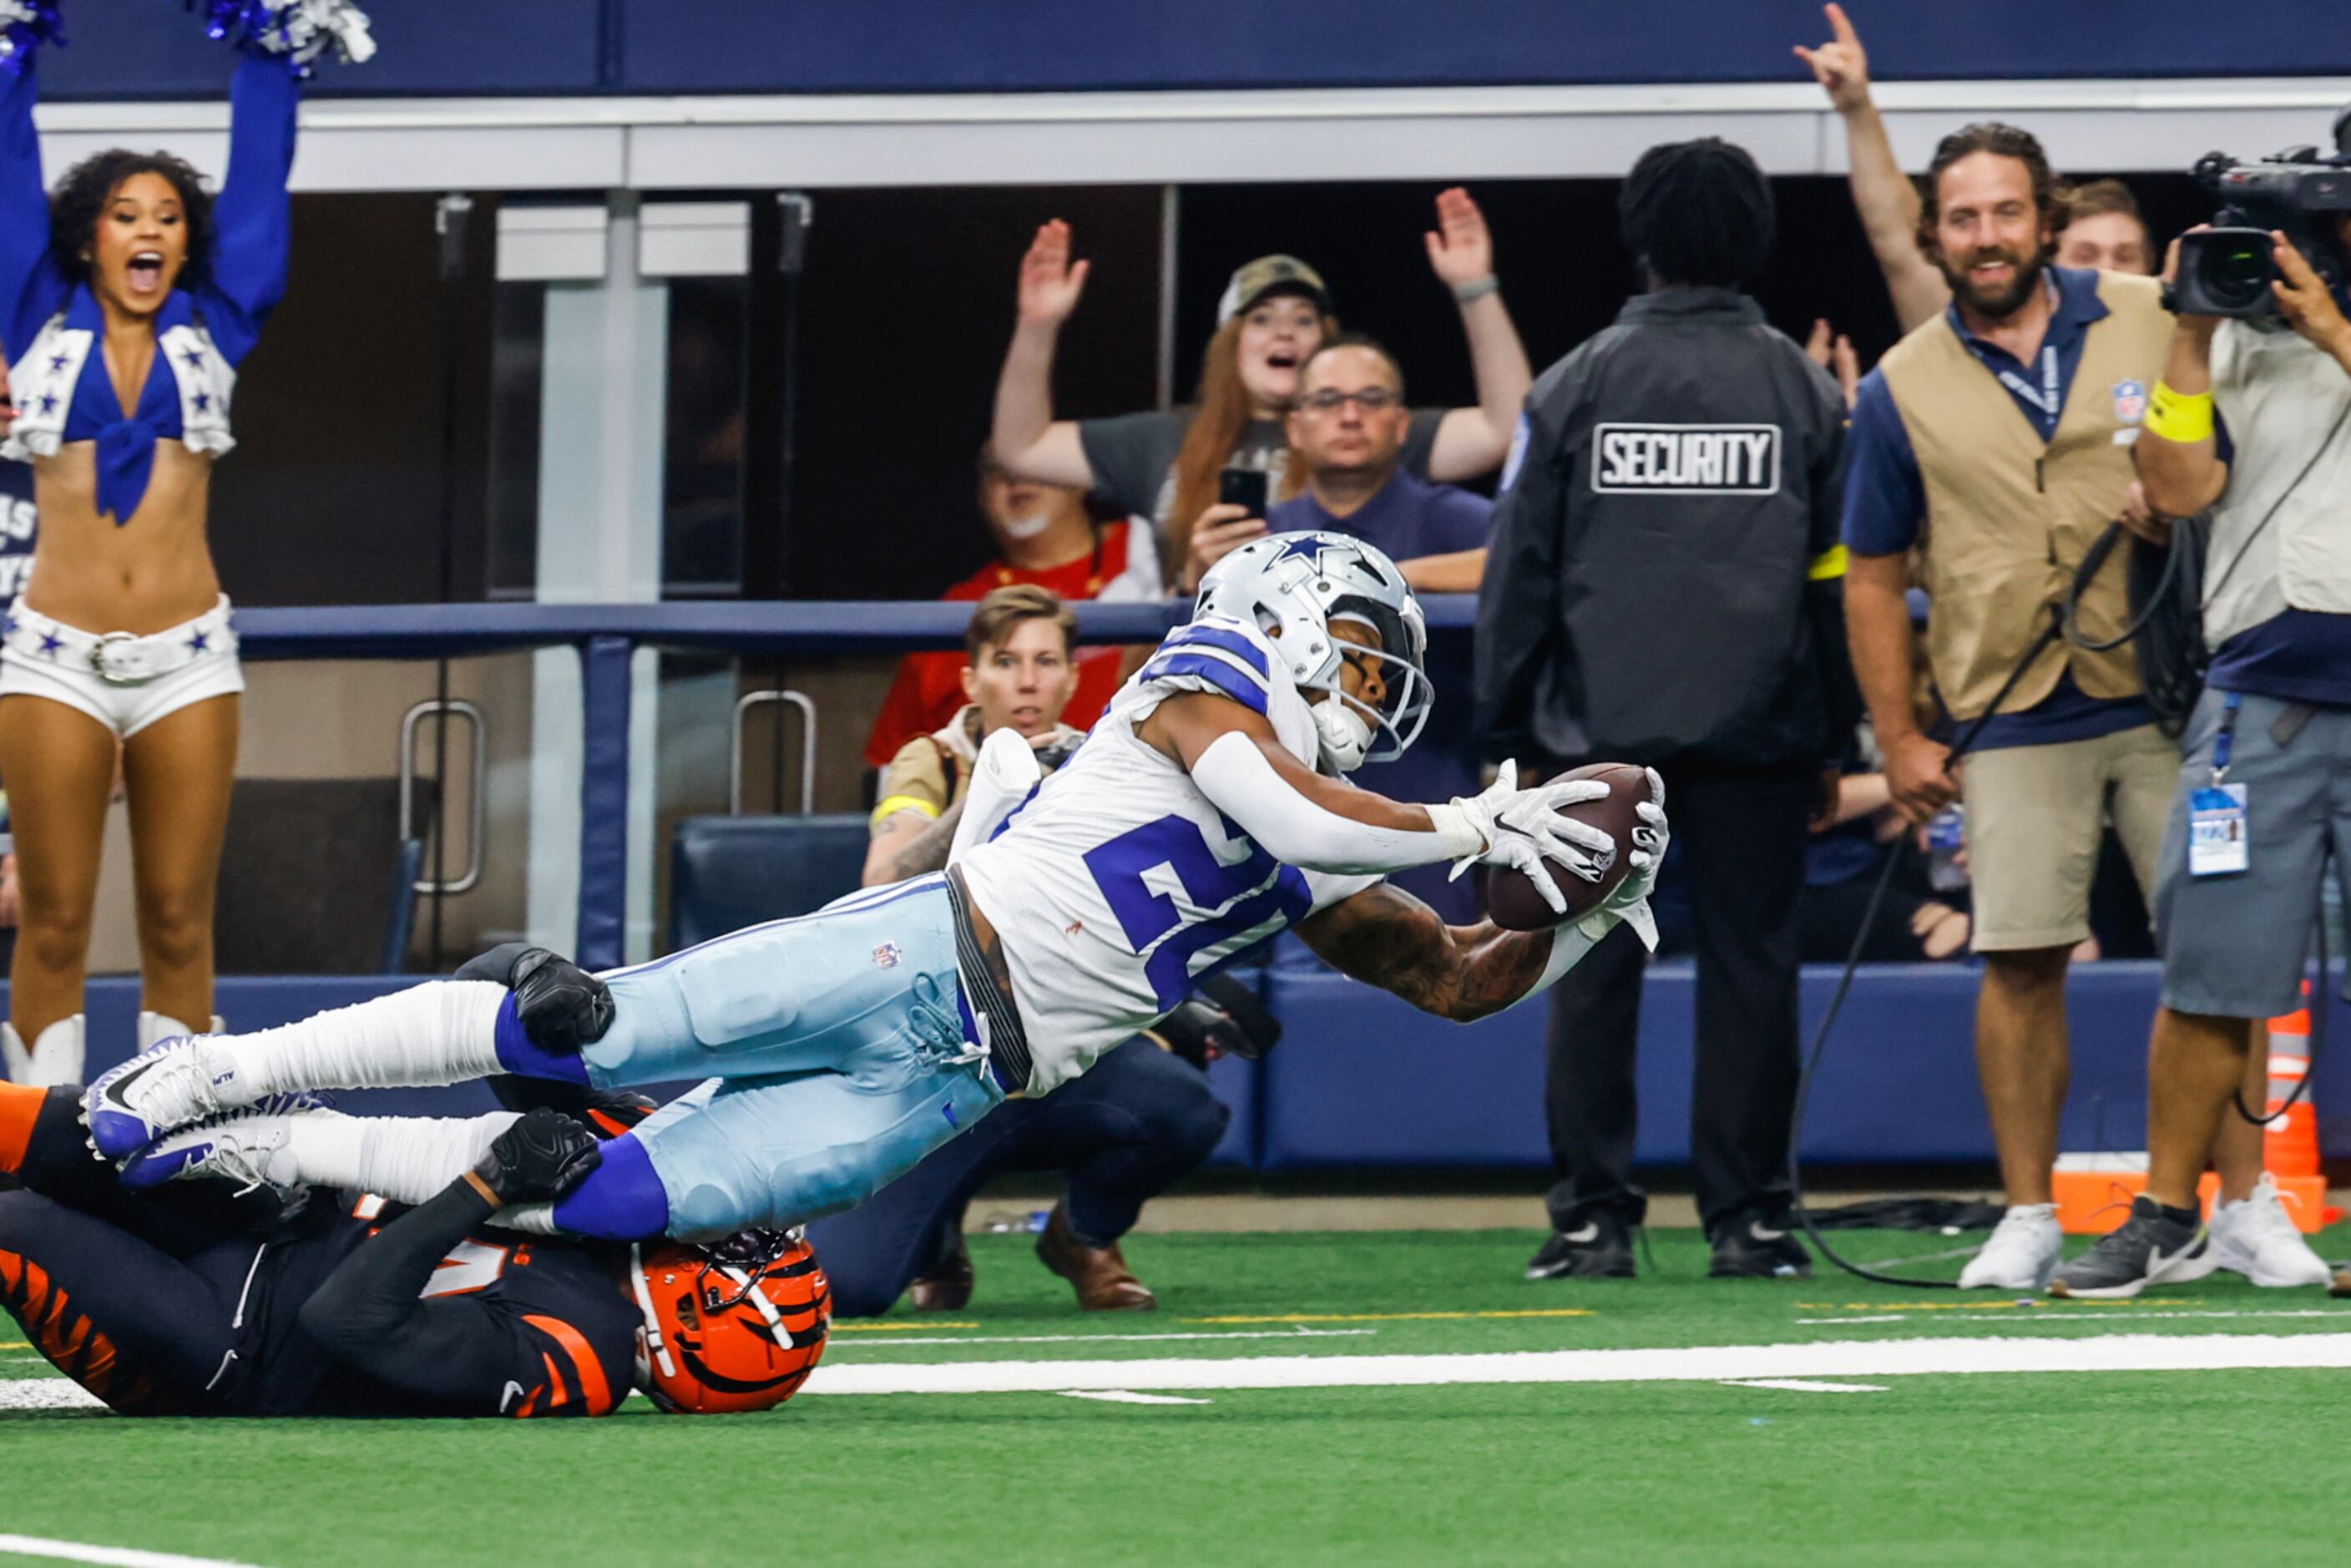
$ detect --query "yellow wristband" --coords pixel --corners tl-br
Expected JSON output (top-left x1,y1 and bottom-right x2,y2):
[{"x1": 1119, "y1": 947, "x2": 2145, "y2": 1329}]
[{"x1": 2144, "y1": 382, "x2": 2216, "y2": 444}]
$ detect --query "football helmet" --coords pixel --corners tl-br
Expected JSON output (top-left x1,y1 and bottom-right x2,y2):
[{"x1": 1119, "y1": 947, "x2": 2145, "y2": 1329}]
[
  {"x1": 632, "y1": 1228, "x2": 830, "y2": 1414},
  {"x1": 1193, "y1": 531, "x2": 1432, "y2": 772}
]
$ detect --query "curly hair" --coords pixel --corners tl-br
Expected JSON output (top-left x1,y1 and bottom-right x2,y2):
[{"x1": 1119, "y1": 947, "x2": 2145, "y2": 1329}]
[
  {"x1": 1915, "y1": 122, "x2": 2061, "y2": 261},
  {"x1": 48, "y1": 149, "x2": 216, "y2": 295},
  {"x1": 1619, "y1": 139, "x2": 1776, "y2": 289}
]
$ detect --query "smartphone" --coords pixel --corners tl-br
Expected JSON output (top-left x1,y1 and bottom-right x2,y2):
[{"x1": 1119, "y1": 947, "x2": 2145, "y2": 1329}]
[{"x1": 1217, "y1": 468, "x2": 1269, "y2": 518}]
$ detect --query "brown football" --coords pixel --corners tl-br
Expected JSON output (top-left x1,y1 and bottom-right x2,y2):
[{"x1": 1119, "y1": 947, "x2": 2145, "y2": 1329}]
[{"x1": 1480, "y1": 762, "x2": 1655, "y2": 933}]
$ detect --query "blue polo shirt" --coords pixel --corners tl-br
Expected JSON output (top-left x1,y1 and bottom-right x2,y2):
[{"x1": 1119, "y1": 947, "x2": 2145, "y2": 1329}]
[
  {"x1": 1265, "y1": 468, "x2": 1492, "y2": 564},
  {"x1": 1841, "y1": 266, "x2": 2155, "y2": 750}
]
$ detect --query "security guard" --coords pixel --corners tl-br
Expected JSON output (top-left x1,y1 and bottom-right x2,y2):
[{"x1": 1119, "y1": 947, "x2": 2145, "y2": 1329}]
[{"x1": 1475, "y1": 139, "x2": 1855, "y2": 1282}]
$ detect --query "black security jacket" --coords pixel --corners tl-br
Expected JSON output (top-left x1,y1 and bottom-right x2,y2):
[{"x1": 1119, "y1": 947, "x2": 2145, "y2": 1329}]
[{"x1": 1474, "y1": 288, "x2": 1860, "y2": 770}]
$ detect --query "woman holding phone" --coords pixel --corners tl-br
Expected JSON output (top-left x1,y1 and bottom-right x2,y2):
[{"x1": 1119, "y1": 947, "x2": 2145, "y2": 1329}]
[{"x1": 989, "y1": 189, "x2": 1531, "y2": 593}]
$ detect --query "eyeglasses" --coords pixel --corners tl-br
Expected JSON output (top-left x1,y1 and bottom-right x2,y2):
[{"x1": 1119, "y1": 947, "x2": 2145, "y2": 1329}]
[{"x1": 1298, "y1": 388, "x2": 1400, "y2": 414}]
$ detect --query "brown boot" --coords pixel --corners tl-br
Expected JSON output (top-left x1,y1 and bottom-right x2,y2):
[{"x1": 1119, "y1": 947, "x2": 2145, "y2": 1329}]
[
  {"x1": 1035, "y1": 1202, "x2": 1155, "y2": 1311},
  {"x1": 906, "y1": 1230, "x2": 974, "y2": 1312}
]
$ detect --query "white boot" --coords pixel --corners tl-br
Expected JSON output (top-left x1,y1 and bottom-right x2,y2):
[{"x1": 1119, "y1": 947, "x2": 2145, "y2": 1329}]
[
  {"x1": 2, "y1": 1014, "x2": 85, "y2": 1089},
  {"x1": 137, "y1": 1011, "x2": 226, "y2": 1051}
]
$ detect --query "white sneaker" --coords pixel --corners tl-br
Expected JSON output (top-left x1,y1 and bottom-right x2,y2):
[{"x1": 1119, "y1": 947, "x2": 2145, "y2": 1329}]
[
  {"x1": 2208, "y1": 1176, "x2": 2332, "y2": 1287},
  {"x1": 1959, "y1": 1203, "x2": 2064, "y2": 1289}
]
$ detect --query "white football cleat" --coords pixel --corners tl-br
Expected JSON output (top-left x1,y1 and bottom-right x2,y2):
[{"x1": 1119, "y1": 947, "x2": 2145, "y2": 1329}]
[
  {"x1": 1958, "y1": 1202, "x2": 2064, "y2": 1290},
  {"x1": 2208, "y1": 1176, "x2": 2332, "y2": 1288},
  {"x1": 117, "y1": 1095, "x2": 339, "y2": 1198},
  {"x1": 84, "y1": 1037, "x2": 228, "y2": 1161}
]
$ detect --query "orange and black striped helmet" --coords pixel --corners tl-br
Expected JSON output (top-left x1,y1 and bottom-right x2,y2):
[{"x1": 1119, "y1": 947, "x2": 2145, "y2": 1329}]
[{"x1": 631, "y1": 1228, "x2": 829, "y2": 1415}]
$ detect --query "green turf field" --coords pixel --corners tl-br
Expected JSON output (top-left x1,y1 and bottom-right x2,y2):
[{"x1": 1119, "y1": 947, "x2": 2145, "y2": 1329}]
[{"x1": 8, "y1": 1225, "x2": 2351, "y2": 1567}]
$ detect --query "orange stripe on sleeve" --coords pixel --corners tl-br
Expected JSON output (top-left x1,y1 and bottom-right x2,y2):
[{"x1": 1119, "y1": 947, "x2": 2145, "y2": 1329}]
[
  {"x1": 523, "y1": 1314, "x2": 616, "y2": 1416},
  {"x1": 0, "y1": 1082, "x2": 42, "y2": 1176}
]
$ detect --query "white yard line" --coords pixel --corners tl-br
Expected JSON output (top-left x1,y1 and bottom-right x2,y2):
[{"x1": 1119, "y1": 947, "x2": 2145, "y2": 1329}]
[
  {"x1": 798, "y1": 1332, "x2": 2351, "y2": 1396},
  {"x1": 1722, "y1": 1378, "x2": 1888, "y2": 1393},
  {"x1": 0, "y1": 1535, "x2": 266, "y2": 1568},
  {"x1": 832, "y1": 1328, "x2": 1373, "y2": 1350},
  {"x1": 1801, "y1": 1309, "x2": 2350, "y2": 1327},
  {"x1": 1057, "y1": 1390, "x2": 1212, "y2": 1405}
]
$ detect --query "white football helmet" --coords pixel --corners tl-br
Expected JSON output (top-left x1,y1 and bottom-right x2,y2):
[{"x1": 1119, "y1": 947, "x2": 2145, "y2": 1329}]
[{"x1": 1194, "y1": 531, "x2": 1432, "y2": 772}]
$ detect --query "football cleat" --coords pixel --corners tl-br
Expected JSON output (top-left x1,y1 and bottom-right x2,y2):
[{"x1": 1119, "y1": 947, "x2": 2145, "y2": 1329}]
[
  {"x1": 632, "y1": 1228, "x2": 831, "y2": 1414},
  {"x1": 116, "y1": 1094, "x2": 338, "y2": 1197},
  {"x1": 84, "y1": 1036, "x2": 228, "y2": 1161}
]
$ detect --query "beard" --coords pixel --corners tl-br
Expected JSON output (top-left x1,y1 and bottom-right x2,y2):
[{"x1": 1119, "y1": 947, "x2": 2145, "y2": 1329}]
[{"x1": 1939, "y1": 244, "x2": 2045, "y2": 320}]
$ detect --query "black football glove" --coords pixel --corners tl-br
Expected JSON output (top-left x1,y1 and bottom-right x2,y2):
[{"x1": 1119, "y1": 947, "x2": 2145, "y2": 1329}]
[
  {"x1": 1153, "y1": 975, "x2": 1283, "y2": 1070},
  {"x1": 473, "y1": 1107, "x2": 603, "y2": 1206}
]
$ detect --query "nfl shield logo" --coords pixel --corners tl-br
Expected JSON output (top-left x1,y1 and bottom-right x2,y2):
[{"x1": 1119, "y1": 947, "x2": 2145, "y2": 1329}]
[
  {"x1": 2113, "y1": 379, "x2": 2147, "y2": 425},
  {"x1": 872, "y1": 942, "x2": 902, "y2": 970}
]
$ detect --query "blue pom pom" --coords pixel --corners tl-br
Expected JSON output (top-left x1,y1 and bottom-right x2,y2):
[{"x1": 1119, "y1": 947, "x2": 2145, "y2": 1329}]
[{"x1": 0, "y1": 2, "x2": 66, "y2": 77}]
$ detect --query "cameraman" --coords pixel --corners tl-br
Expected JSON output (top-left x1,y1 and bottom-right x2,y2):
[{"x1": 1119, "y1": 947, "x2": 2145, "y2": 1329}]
[{"x1": 2051, "y1": 220, "x2": 2351, "y2": 1297}]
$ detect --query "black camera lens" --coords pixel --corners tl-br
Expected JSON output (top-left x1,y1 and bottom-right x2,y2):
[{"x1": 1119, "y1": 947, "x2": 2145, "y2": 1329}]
[{"x1": 2198, "y1": 238, "x2": 2275, "y2": 311}]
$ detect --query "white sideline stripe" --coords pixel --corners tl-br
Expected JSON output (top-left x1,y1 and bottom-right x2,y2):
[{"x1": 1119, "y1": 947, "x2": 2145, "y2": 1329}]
[
  {"x1": 836, "y1": 1328, "x2": 1373, "y2": 1349},
  {"x1": 0, "y1": 1535, "x2": 265, "y2": 1568},
  {"x1": 1058, "y1": 1390, "x2": 1212, "y2": 1405},
  {"x1": 1797, "y1": 1309, "x2": 2350, "y2": 1327},
  {"x1": 1722, "y1": 1379, "x2": 1887, "y2": 1393},
  {"x1": 0, "y1": 1382, "x2": 101, "y2": 1411},
  {"x1": 798, "y1": 1333, "x2": 2351, "y2": 1396}
]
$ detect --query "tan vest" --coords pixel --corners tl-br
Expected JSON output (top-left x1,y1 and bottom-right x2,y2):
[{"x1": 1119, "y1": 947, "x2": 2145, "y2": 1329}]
[{"x1": 1878, "y1": 271, "x2": 2172, "y2": 720}]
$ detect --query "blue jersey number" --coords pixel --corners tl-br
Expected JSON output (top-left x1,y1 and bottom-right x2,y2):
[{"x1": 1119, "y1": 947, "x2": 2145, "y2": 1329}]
[{"x1": 1082, "y1": 814, "x2": 1310, "y2": 1010}]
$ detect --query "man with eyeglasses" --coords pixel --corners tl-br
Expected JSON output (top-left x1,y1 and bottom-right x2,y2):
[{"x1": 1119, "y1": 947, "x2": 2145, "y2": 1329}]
[
  {"x1": 1475, "y1": 139, "x2": 1858, "y2": 1283},
  {"x1": 1184, "y1": 336, "x2": 1494, "y2": 596}
]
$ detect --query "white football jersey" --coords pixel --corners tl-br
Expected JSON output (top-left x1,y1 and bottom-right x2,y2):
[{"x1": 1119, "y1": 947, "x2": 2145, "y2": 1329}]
[{"x1": 954, "y1": 614, "x2": 1378, "y2": 1092}]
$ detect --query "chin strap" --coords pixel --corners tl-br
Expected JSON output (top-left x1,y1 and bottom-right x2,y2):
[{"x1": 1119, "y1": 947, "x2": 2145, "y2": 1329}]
[{"x1": 629, "y1": 1243, "x2": 677, "y2": 1381}]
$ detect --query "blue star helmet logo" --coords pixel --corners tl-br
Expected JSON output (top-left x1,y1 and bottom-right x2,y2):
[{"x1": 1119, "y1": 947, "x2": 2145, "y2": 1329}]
[{"x1": 1270, "y1": 534, "x2": 1333, "y2": 569}]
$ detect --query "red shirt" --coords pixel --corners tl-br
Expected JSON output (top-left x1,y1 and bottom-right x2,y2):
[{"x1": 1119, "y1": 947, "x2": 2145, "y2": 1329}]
[{"x1": 862, "y1": 523, "x2": 1139, "y2": 768}]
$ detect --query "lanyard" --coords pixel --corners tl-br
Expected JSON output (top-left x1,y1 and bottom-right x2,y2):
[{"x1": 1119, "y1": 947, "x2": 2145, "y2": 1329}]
[
  {"x1": 2211, "y1": 690, "x2": 2244, "y2": 784},
  {"x1": 1994, "y1": 343, "x2": 2061, "y2": 422}
]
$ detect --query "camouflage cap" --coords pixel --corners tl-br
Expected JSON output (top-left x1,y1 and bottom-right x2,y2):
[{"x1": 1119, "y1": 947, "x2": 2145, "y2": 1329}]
[{"x1": 1216, "y1": 255, "x2": 1333, "y2": 324}]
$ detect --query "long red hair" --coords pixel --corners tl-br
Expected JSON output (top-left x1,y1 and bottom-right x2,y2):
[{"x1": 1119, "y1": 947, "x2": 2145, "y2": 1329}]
[{"x1": 1163, "y1": 308, "x2": 1336, "y2": 587}]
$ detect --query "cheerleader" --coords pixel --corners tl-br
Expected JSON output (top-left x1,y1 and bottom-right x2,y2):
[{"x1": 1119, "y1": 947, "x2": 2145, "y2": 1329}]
[{"x1": 0, "y1": 2, "x2": 369, "y2": 1084}]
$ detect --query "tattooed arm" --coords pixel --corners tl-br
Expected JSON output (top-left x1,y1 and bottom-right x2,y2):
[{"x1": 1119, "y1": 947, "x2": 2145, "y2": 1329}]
[{"x1": 1294, "y1": 882, "x2": 1575, "y2": 1023}]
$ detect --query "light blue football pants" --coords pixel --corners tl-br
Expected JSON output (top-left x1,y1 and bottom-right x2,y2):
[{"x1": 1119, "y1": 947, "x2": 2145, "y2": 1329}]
[{"x1": 549, "y1": 874, "x2": 1006, "y2": 1241}]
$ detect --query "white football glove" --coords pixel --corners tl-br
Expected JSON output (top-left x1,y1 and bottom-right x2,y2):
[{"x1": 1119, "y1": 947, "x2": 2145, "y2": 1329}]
[
  {"x1": 1444, "y1": 760, "x2": 1621, "y2": 917},
  {"x1": 1580, "y1": 769, "x2": 1669, "y2": 950}
]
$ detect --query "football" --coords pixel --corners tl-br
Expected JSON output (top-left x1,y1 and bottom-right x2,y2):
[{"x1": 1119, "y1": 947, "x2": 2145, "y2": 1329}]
[{"x1": 1481, "y1": 762, "x2": 1655, "y2": 932}]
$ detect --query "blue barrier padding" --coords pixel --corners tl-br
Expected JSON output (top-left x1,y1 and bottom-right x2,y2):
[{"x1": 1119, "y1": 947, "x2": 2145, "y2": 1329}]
[
  {"x1": 575, "y1": 634, "x2": 635, "y2": 971},
  {"x1": 23, "y1": 967, "x2": 2351, "y2": 1172}
]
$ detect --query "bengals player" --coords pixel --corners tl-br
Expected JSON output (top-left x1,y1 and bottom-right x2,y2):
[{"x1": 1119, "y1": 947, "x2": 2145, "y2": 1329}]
[{"x1": 0, "y1": 1081, "x2": 826, "y2": 1418}]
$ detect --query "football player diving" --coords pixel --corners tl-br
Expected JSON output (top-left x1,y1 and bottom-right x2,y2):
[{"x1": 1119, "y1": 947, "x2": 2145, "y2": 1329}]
[
  {"x1": 0, "y1": 1080, "x2": 827, "y2": 1417},
  {"x1": 83, "y1": 532, "x2": 1668, "y2": 1248}
]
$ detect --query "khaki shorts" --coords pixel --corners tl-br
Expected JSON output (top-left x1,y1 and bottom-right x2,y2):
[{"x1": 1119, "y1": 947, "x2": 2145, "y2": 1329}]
[{"x1": 1960, "y1": 721, "x2": 2179, "y2": 952}]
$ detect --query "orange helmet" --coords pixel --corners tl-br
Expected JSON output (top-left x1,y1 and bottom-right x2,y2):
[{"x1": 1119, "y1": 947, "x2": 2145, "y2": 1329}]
[{"x1": 631, "y1": 1229, "x2": 831, "y2": 1415}]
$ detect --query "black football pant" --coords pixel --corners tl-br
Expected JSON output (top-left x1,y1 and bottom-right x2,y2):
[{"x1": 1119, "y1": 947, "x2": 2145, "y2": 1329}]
[
  {"x1": 0, "y1": 1088, "x2": 270, "y2": 1414},
  {"x1": 1543, "y1": 763, "x2": 1812, "y2": 1237},
  {"x1": 811, "y1": 1038, "x2": 1229, "y2": 1317}
]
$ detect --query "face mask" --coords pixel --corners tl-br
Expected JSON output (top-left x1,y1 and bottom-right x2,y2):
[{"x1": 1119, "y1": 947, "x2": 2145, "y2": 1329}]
[{"x1": 999, "y1": 513, "x2": 1051, "y2": 542}]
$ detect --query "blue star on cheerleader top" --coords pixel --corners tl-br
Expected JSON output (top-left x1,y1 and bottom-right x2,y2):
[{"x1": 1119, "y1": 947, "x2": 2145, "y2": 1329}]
[{"x1": 0, "y1": 53, "x2": 295, "y2": 523}]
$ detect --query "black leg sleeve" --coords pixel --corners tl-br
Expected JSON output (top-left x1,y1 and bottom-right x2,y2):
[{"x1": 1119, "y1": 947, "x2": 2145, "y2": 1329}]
[
  {"x1": 1677, "y1": 766, "x2": 1812, "y2": 1234},
  {"x1": 0, "y1": 1191, "x2": 243, "y2": 1414},
  {"x1": 10, "y1": 1087, "x2": 279, "y2": 1257},
  {"x1": 1542, "y1": 918, "x2": 1649, "y2": 1230}
]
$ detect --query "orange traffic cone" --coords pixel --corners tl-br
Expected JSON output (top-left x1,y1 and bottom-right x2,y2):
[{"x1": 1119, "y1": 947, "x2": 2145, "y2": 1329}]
[{"x1": 2261, "y1": 984, "x2": 2338, "y2": 1232}]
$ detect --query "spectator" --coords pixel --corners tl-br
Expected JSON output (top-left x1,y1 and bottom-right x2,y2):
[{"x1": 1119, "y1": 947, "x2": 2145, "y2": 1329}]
[
  {"x1": 0, "y1": 356, "x2": 25, "y2": 982},
  {"x1": 1804, "y1": 751, "x2": 1973, "y2": 964},
  {"x1": 1183, "y1": 335, "x2": 1492, "y2": 593},
  {"x1": 2054, "y1": 179, "x2": 2154, "y2": 275},
  {"x1": 989, "y1": 189, "x2": 1532, "y2": 585},
  {"x1": 863, "y1": 585, "x2": 1085, "y2": 887},
  {"x1": 2050, "y1": 218, "x2": 2351, "y2": 1297},
  {"x1": 1797, "y1": 4, "x2": 2159, "y2": 337},
  {"x1": 1838, "y1": 122, "x2": 2197, "y2": 1292},
  {"x1": 863, "y1": 450, "x2": 1155, "y2": 768},
  {"x1": 1475, "y1": 139, "x2": 1856, "y2": 1283}
]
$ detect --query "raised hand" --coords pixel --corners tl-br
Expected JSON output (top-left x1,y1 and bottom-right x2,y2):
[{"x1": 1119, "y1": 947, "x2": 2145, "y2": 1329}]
[
  {"x1": 1424, "y1": 187, "x2": 1496, "y2": 289},
  {"x1": 1793, "y1": 3, "x2": 1872, "y2": 114},
  {"x1": 1016, "y1": 220, "x2": 1091, "y2": 328},
  {"x1": 1805, "y1": 317, "x2": 1861, "y2": 408}
]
